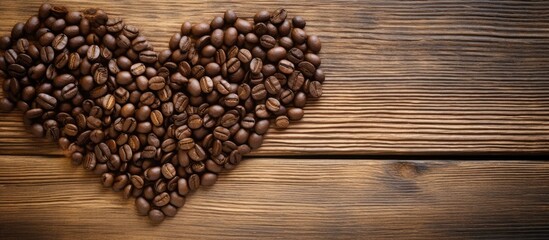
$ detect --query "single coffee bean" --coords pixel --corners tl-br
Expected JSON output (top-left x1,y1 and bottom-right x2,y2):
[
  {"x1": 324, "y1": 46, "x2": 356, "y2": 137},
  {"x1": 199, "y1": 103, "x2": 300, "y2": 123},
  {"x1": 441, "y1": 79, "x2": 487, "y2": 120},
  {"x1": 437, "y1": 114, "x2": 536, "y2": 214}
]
[
  {"x1": 199, "y1": 76, "x2": 214, "y2": 93},
  {"x1": 291, "y1": 15, "x2": 306, "y2": 28},
  {"x1": 105, "y1": 17, "x2": 124, "y2": 33},
  {"x1": 162, "y1": 163, "x2": 176, "y2": 179},
  {"x1": 308, "y1": 81, "x2": 323, "y2": 98},
  {"x1": 213, "y1": 126, "x2": 231, "y2": 141},
  {"x1": 191, "y1": 23, "x2": 210, "y2": 37},
  {"x1": 188, "y1": 174, "x2": 200, "y2": 191},
  {"x1": 131, "y1": 36, "x2": 148, "y2": 52},
  {"x1": 271, "y1": 8, "x2": 288, "y2": 24},
  {"x1": 291, "y1": 27, "x2": 307, "y2": 44},
  {"x1": 260, "y1": 35, "x2": 276, "y2": 49},
  {"x1": 101, "y1": 172, "x2": 115, "y2": 187},
  {"x1": 135, "y1": 197, "x2": 150, "y2": 216},
  {"x1": 287, "y1": 107, "x2": 304, "y2": 121},
  {"x1": 130, "y1": 63, "x2": 146, "y2": 76},
  {"x1": 224, "y1": 27, "x2": 238, "y2": 46},
  {"x1": 249, "y1": 57, "x2": 263, "y2": 75},
  {"x1": 266, "y1": 97, "x2": 281, "y2": 112},
  {"x1": 52, "y1": 33, "x2": 68, "y2": 51},
  {"x1": 251, "y1": 84, "x2": 267, "y2": 101},
  {"x1": 278, "y1": 19, "x2": 291, "y2": 36},
  {"x1": 275, "y1": 115, "x2": 290, "y2": 129},
  {"x1": 36, "y1": 93, "x2": 57, "y2": 110},
  {"x1": 201, "y1": 173, "x2": 218, "y2": 186},
  {"x1": 298, "y1": 61, "x2": 316, "y2": 78},
  {"x1": 148, "y1": 76, "x2": 166, "y2": 91},
  {"x1": 153, "y1": 192, "x2": 170, "y2": 207},
  {"x1": 139, "y1": 50, "x2": 158, "y2": 64},
  {"x1": 278, "y1": 59, "x2": 295, "y2": 74},
  {"x1": 123, "y1": 25, "x2": 139, "y2": 39}
]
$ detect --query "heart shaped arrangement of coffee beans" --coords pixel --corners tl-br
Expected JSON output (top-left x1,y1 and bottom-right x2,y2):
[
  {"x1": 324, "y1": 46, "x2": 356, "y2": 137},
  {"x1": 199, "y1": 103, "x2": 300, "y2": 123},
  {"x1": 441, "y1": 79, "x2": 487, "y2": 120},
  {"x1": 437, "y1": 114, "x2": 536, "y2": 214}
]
[{"x1": 0, "y1": 3, "x2": 324, "y2": 223}]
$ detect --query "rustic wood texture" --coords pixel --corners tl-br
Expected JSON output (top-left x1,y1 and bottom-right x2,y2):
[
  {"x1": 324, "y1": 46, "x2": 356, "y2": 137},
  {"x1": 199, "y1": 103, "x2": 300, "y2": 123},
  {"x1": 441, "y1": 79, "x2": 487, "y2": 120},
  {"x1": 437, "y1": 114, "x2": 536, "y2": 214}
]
[
  {"x1": 1, "y1": 0, "x2": 549, "y2": 239},
  {"x1": 1, "y1": 0, "x2": 549, "y2": 156},
  {"x1": 1, "y1": 156, "x2": 549, "y2": 239}
]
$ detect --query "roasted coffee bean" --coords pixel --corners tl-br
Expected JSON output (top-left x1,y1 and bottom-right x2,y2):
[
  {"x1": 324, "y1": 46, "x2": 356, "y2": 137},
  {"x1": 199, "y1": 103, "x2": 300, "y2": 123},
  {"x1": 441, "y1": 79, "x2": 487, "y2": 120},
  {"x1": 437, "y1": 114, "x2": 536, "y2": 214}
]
[
  {"x1": 139, "y1": 50, "x2": 157, "y2": 64},
  {"x1": 308, "y1": 81, "x2": 323, "y2": 98},
  {"x1": 130, "y1": 63, "x2": 146, "y2": 76},
  {"x1": 249, "y1": 57, "x2": 263, "y2": 75},
  {"x1": 298, "y1": 61, "x2": 315, "y2": 78},
  {"x1": 120, "y1": 144, "x2": 133, "y2": 162},
  {"x1": 199, "y1": 76, "x2": 214, "y2": 93},
  {"x1": 251, "y1": 84, "x2": 267, "y2": 101},
  {"x1": 260, "y1": 35, "x2": 276, "y2": 49},
  {"x1": 131, "y1": 36, "x2": 148, "y2": 52},
  {"x1": 188, "y1": 174, "x2": 200, "y2": 191},
  {"x1": 52, "y1": 34, "x2": 68, "y2": 51},
  {"x1": 213, "y1": 126, "x2": 231, "y2": 141},
  {"x1": 123, "y1": 25, "x2": 139, "y2": 39},
  {"x1": 266, "y1": 97, "x2": 281, "y2": 112},
  {"x1": 87, "y1": 45, "x2": 101, "y2": 62},
  {"x1": 266, "y1": 47, "x2": 286, "y2": 63},
  {"x1": 148, "y1": 76, "x2": 166, "y2": 91},
  {"x1": 291, "y1": 15, "x2": 305, "y2": 28},
  {"x1": 161, "y1": 163, "x2": 176, "y2": 179},
  {"x1": 237, "y1": 48, "x2": 253, "y2": 64},
  {"x1": 191, "y1": 23, "x2": 210, "y2": 37},
  {"x1": 278, "y1": 59, "x2": 295, "y2": 74},
  {"x1": 271, "y1": 8, "x2": 288, "y2": 24},
  {"x1": 36, "y1": 93, "x2": 57, "y2": 110},
  {"x1": 291, "y1": 27, "x2": 307, "y2": 43}
]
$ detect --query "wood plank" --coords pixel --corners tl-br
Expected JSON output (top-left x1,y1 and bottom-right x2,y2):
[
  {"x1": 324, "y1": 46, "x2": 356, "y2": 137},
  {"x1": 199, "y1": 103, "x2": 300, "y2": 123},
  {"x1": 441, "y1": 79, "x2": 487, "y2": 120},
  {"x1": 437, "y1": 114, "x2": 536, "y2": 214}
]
[
  {"x1": 2, "y1": 0, "x2": 549, "y2": 156},
  {"x1": 0, "y1": 156, "x2": 548, "y2": 239}
]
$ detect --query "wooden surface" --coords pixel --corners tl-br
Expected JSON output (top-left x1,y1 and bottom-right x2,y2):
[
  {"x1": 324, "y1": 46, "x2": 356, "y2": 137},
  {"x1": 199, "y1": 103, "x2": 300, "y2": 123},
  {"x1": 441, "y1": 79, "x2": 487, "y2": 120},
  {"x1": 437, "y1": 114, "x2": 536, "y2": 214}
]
[{"x1": 1, "y1": 0, "x2": 549, "y2": 239}]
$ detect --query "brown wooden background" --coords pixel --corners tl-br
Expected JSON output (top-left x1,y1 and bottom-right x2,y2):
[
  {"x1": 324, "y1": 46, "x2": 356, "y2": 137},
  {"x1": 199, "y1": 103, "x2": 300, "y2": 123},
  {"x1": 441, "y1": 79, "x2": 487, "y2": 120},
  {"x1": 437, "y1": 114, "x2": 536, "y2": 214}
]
[{"x1": 1, "y1": 0, "x2": 549, "y2": 239}]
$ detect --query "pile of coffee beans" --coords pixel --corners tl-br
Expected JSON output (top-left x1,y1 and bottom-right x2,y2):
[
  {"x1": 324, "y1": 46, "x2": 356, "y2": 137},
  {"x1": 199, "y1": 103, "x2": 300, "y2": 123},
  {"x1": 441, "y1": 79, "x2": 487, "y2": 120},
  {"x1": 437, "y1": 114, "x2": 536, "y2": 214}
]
[{"x1": 0, "y1": 3, "x2": 323, "y2": 223}]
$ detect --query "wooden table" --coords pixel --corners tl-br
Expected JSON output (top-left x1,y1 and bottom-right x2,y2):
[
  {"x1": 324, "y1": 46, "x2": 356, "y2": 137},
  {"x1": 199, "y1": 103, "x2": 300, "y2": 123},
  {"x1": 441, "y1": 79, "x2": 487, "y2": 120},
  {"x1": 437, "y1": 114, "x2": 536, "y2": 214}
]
[{"x1": 1, "y1": 0, "x2": 549, "y2": 239}]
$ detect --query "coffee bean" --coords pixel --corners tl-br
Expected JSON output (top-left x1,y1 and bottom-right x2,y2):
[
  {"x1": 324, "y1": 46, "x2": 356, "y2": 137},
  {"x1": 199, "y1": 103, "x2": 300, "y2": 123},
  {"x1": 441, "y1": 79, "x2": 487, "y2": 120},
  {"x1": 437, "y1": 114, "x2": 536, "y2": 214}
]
[
  {"x1": 148, "y1": 76, "x2": 166, "y2": 91},
  {"x1": 277, "y1": 59, "x2": 294, "y2": 75},
  {"x1": 52, "y1": 33, "x2": 68, "y2": 51},
  {"x1": 308, "y1": 81, "x2": 323, "y2": 98},
  {"x1": 260, "y1": 35, "x2": 276, "y2": 49},
  {"x1": 226, "y1": 57, "x2": 240, "y2": 74},
  {"x1": 266, "y1": 97, "x2": 281, "y2": 112},
  {"x1": 188, "y1": 174, "x2": 200, "y2": 191},
  {"x1": 200, "y1": 173, "x2": 218, "y2": 186},
  {"x1": 213, "y1": 126, "x2": 231, "y2": 141},
  {"x1": 249, "y1": 57, "x2": 263, "y2": 75},
  {"x1": 130, "y1": 63, "x2": 146, "y2": 76},
  {"x1": 199, "y1": 76, "x2": 214, "y2": 93},
  {"x1": 192, "y1": 23, "x2": 211, "y2": 37},
  {"x1": 161, "y1": 163, "x2": 176, "y2": 179},
  {"x1": 251, "y1": 84, "x2": 267, "y2": 101},
  {"x1": 105, "y1": 17, "x2": 124, "y2": 33},
  {"x1": 290, "y1": 28, "x2": 308, "y2": 47},
  {"x1": 292, "y1": 15, "x2": 306, "y2": 28},
  {"x1": 36, "y1": 93, "x2": 57, "y2": 110},
  {"x1": 139, "y1": 50, "x2": 157, "y2": 64},
  {"x1": 135, "y1": 197, "x2": 150, "y2": 216},
  {"x1": 188, "y1": 144, "x2": 206, "y2": 161},
  {"x1": 215, "y1": 79, "x2": 231, "y2": 95},
  {"x1": 271, "y1": 8, "x2": 288, "y2": 24},
  {"x1": 224, "y1": 27, "x2": 238, "y2": 46},
  {"x1": 123, "y1": 25, "x2": 139, "y2": 39},
  {"x1": 87, "y1": 45, "x2": 101, "y2": 62}
]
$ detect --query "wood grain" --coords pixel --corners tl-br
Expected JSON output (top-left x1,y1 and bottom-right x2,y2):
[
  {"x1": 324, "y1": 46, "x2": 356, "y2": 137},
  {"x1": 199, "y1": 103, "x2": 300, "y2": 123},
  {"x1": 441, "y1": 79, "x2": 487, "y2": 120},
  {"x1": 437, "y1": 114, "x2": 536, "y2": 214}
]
[
  {"x1": 0, "y1": 156, "x2": 548, "y2": 239},
  {"x1": 1, "y1": 0, "x2": 549, "y2": 156}
]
